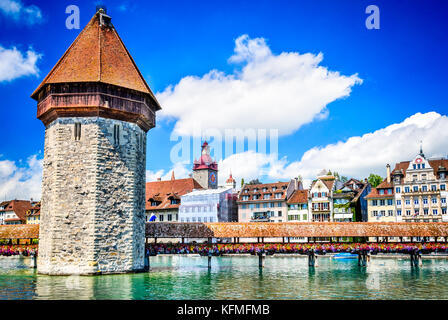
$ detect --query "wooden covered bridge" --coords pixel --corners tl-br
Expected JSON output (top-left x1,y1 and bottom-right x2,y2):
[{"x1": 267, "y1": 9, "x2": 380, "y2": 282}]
[
  {"x1": 145, "y1": 222, "x2": 448, "y2": 243},
  {"x1": 2, "y1": 222, "x2": 448, "y2": 243}
]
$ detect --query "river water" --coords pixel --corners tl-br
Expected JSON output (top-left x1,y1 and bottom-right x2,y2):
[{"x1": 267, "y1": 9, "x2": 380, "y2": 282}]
[{"x1": 0, "y1": 255, "x2": 447, "y2": 299}]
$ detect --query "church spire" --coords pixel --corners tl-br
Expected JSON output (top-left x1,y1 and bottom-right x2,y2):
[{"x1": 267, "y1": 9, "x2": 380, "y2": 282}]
[{"x1": 419, "y1": 140, "x2": 425, "y2": 158}]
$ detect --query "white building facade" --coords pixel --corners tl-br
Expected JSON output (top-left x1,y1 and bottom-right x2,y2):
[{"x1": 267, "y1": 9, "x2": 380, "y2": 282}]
[
  {"x1": 392, "y1": 150, "x2": 448, "y2": 222},
  {"x1": 179, "y1": 187, "x2": 238, "y2": 223}
]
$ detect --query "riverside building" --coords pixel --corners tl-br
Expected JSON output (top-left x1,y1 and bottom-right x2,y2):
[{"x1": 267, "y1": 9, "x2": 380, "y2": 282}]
[
  {"x1": 237, "y1": 181, "x2": 292, "y2": 222},
  {"x1": 365, "y1": 166, "x2": 396, "y2": 222},
  {"x1": 178, "y1": 187, "x2": 238, "y2": 223},
  {"x1": 145, "y1": 173, "x2": 203, "y2": 222},
  {"x1": 392, "y1": 148, "x2": 448, "y2": 222}
]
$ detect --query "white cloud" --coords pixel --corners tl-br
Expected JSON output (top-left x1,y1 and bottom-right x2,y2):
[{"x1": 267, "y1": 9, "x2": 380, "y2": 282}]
[
  {"x1": 0, "y1": 45, "x2": 41, "y2": 82},
  {"x1": 157, "y1": 34, "x2": 362, "y2": 137},
  {"x1": 0, "y1": 0, "x2": 43, "y2": 25},
  {"x1": 201, "y1": 112, "x2": 448, "y2": 188},
  {"x1": 146, "y1": 161, "x2": 192, "y2": 182},
  {"x1": 0, "y1": 155, "x2": 42, "y2": 200}
]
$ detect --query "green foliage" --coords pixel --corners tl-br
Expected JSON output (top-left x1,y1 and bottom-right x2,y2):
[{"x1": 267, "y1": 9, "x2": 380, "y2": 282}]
[
  {"x1": 241, "y1": 178, "x2": 245, "y2": 187},
  {"x1": 367, "y1": 174, "x2": 383, "y2": 187},
  {"x1": 248, "y1": 179, "x2": 261, "y2": 185}
]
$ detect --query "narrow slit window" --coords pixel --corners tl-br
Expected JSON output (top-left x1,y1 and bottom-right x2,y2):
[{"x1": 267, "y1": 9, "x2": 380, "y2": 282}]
[
  {"x1": 114, "y1": 124, "x2": 120, "y2": 145},
  {"x1": 74, "y1": 123, "x2": 81, "y2": 141}
]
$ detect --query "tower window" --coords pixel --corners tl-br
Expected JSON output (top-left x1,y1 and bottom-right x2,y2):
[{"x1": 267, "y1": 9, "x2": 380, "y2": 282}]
[
  {"x1": 74, "y1": 123, "x2": 81, "y2": 141},
  {"x1": 113, "y1": 124, "x2": 120, "y2": 145}
]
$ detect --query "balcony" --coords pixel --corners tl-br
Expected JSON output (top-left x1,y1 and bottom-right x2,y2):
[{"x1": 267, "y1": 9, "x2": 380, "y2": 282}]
[
  {"x1": 250, "y1": 216, "x2": 271, "y2": 222},
  {"x1": 250, "y1": 212, "x2": 272, "y2": 222}
]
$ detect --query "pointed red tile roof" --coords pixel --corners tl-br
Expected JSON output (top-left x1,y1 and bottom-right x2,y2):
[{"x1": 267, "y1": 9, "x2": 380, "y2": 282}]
[
  {"x1": 146, "y1": 178, "x2": 203, "y2": 211},
  {"x1": 287, "y1": 189, "x2": 309, "y2": 204},
  {"x1": 31, "y1": 9, "x2": 160, "y2": 109}
]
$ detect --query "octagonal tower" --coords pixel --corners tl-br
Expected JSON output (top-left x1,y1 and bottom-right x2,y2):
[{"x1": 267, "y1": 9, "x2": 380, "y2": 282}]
[{"x1": 31, "y1": 8, "x2": 161, "y2": 275}]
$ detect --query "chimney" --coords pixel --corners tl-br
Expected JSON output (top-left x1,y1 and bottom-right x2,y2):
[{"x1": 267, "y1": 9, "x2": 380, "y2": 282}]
[
  {"x1": 294, "y1": 178, "x2": 298, "y2": 190},
  {"x1": 171, "y1": 171, "x2": 175, "y2": 181},
  {"x1": 386, "y1": 164, "x2": 391, "y2": 183},
  {"x1": 157, "y1": 177, "x2": 161, "y2": 181}
]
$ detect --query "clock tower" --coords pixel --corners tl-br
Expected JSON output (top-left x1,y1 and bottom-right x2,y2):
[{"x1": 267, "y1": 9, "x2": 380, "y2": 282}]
[{"x1": 193, "y1": 141, "x2": 218, "y2": 189}]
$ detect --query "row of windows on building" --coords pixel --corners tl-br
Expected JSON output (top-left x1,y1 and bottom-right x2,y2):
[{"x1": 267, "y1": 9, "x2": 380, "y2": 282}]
[
  {"x1": 287, "y1": 214, "x2": 308, "y2": 221},
  {"x1": 241, "y1": 193, "x2": 283, "y2": 200},
  {"x1": 180, "y1": 217, "x2": 216, "y2": 222},
  {"x1": 179, "y1": 206, "x2": 216, "y2": 213},
  {"x1": 312, "y1": 192, "x2": 327, "y2": 198},
  {"x1": 397, "y1": 197, "x2": 446, "y2": 206},
  {"x1": 241, "y1": 202, "x2": 283, "y2": 209},
  {"x1": 371, "y1": 198, "x2": 447, "y2": 206},
  {"x1": 252, "y1": 211, "x2": 283, "y2": 218},
  {"x1": 312, "y1": 202, "x2": 329, "y2": 210},
  {"x1": 243, "y1": 186, "x2": 285, "y2": 193},
  {"x1": 395, "y1": 184, "x2": 446, "y2": 193},
  {"x1": 288, "y1": 204, "x2": 308, "y2": 210},
  {"x1": 372, "y1": 208, "x2": 448, "y2": 216},
  {"x1": 146, "y1": 214, "x2": 178, "y2": 222}
]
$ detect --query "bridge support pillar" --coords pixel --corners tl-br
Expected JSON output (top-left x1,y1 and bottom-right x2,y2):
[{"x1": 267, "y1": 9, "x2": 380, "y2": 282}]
[
  {"x1": 208, "y1": 254, "x2": 212, "y2": 269},
  {"x1": 258, "y1": 252, "x2": 265, "y2": 268},
  {"x1": 358, "y1": 250, "x2": 368, "y2": 267},
  {"x1": 308, "y1": 249, "x2": 317, "y2": 267},
  {"x1": 144, "y1": 254, "x2": 150, "y2": 272},
  {"x1": 30, "y1": 254, "x2": 37, "y2": 269},
  {"x1": 410, "y1": 249, "x2": 422, "y2": 267}
]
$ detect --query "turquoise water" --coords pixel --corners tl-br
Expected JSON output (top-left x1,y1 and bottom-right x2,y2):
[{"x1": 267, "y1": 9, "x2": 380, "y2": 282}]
[{"x1": 1, "y1": 255, "x2": 448, "y2": 299}]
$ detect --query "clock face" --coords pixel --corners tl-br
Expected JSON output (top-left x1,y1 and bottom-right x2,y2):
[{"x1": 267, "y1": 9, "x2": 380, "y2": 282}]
[
  {"x1": 415, "y1": 158, "x2": 423, "y2": 164},
  {"x1": 209, "y1": 171, "x2": 217, "y2": 186}
]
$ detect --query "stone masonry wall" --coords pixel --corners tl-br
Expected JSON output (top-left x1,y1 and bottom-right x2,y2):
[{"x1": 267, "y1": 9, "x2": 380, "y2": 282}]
[{"x1": 37, "y1": 117, "x2": 146, "y2": 275}]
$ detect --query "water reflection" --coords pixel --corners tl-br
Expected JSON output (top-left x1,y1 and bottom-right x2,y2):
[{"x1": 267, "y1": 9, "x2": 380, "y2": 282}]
[{"x1": 1, "y1": 255, "x2": 448, "y2": 299}]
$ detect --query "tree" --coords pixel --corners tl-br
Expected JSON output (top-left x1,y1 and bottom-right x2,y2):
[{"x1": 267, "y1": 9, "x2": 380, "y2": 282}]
[
  {"x1": 241, "y1": 178, "x2": 245, "y2": 187},
  {"x1": 248, "y1": 179, "x2": 261, "y2": 185},
  {"x1": 367, "y1": 174, "x2": 383, "y2": 188},
  {"x1": 333, "y1": 172, "x2": 348, "y2": 183}
]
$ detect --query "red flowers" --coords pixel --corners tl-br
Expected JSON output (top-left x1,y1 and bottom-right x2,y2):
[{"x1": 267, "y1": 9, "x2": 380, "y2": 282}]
[
  {"x1": 0, "y1": 245, "x2": 38, "y2": 256},
  {"x1": 146, "y1": 242, "x2": 448, "y2": 255}
]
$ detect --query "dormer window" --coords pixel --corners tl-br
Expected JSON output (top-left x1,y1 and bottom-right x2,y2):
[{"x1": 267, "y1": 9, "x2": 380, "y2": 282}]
[
  {"x1": 262, "y1": 188, "x2": 267, "y2": 192},
  {"x1": 272, "y1": 187, "x2": 277, "y2": 191}
]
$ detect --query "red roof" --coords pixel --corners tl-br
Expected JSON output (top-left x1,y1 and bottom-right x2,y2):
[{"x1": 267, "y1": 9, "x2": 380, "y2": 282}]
[
  {"x1": 365, "y1": 179, "x2": 394, "y2": 199},
  {"x1": 392, "y1": 159, "x2": 448, "y2": 178},
  {"x1": 31, "y1": 9, "x2": 160, "y2": 108},
  {"x1": 238, "y1": 182, "x2": 289, "y2": 202},
  {"x1": 287, "y1": 189, "x2": 309, "y2": 204},
  {"x1": 193, "y1": 141, "x2": 218, "y2": 170},
  {"x1": 226, "y1": 173, "x2": 235, "y2": 184},
  {"x1": 0, "y1": 200, "x2": 33, "y2": 223},
  {"x1": 146, "y1": 178, "x2": 203, "y2": 211}
]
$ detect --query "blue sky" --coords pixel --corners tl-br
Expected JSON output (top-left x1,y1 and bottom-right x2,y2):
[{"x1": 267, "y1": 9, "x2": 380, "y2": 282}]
[{"x1": 0, "y1": 0, "x2": 447, "y2": 199}]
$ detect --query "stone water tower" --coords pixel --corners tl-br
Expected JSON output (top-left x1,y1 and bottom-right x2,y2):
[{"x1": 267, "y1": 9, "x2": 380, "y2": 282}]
[{"x1": 31, "y1": 8, "x2": 161, "y2": 275}]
